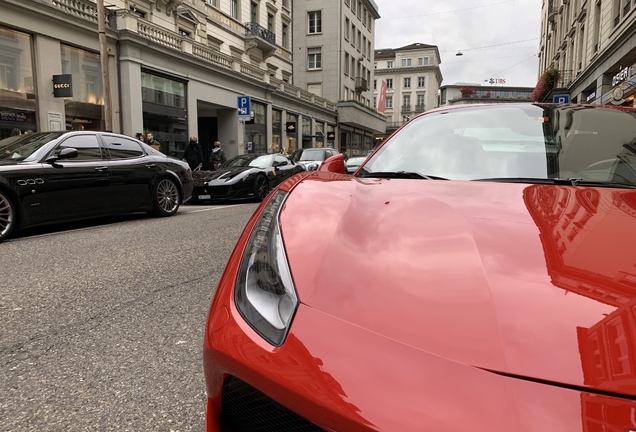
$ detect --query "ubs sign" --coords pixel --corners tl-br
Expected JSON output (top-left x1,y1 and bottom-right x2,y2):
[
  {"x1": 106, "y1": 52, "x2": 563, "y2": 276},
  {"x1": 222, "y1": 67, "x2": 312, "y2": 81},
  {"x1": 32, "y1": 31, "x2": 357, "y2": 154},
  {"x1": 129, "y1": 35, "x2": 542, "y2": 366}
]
[{"x1": 52, "y1": 74, "x2": 73, "y2": 98}]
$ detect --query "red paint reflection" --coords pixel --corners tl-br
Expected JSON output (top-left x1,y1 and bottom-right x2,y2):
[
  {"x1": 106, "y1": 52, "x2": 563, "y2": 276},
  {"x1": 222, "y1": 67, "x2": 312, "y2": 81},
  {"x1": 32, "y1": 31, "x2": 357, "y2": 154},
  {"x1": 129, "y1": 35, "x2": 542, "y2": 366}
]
[{"x1": 525, "y1": 185, "x2": 636, "y2": 430}]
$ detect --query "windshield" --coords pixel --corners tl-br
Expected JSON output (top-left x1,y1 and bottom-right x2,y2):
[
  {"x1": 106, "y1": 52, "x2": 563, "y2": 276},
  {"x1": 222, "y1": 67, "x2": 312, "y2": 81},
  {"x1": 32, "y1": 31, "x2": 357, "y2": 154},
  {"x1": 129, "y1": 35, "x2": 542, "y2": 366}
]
[
  {"x1": 221, "y1": 154, "x2": 273, "y2": 169},
  {"x1": 0, "y1": 133, "x2": 65, "y2": 161},
  {"x1": 360, "y1": 105, "x2": 636, "y2": 186},
  {"x1": 291, "y1": 149, "x2": 325, "y2": 162}
]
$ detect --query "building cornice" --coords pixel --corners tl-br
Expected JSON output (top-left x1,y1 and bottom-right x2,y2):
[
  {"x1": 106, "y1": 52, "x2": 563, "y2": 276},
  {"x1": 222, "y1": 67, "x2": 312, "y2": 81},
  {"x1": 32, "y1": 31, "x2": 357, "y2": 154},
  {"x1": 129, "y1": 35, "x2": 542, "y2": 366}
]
[{"x1": 375, "y1": 66, "x2": 443, "y2": 86}]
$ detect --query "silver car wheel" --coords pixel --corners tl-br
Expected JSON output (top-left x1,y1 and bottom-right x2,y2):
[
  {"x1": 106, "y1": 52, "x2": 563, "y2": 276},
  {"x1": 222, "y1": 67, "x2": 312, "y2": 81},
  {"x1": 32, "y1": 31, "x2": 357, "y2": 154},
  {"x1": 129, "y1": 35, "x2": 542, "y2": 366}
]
[
  {"x1": 157, "y1": 179, "x2": 180, "y2": 214},
  {"x1": 0, "y1": 192, "x2": 15, "y2": 240}
]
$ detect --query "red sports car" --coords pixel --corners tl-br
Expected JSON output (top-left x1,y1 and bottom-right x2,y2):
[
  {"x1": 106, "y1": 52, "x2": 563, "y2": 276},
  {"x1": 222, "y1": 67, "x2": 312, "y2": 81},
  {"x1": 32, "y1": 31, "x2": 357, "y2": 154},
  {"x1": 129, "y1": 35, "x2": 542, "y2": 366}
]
[{"x1": 203, "y1": 103, "x2": 636, "y2": 431}]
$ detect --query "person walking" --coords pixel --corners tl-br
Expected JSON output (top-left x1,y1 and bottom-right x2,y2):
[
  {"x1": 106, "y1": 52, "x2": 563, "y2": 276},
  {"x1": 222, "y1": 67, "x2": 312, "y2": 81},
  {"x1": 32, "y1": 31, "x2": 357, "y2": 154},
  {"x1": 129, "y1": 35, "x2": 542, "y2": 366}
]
[
  {"x1": 183, "y1": 136, "x2": 203, "y2": 171},
  {"x1": 209, "y1": 141, "x2": 227, "y2": 170},
  {"x1": 146, "y1": 132, "x2": 161, "y2": 151}
]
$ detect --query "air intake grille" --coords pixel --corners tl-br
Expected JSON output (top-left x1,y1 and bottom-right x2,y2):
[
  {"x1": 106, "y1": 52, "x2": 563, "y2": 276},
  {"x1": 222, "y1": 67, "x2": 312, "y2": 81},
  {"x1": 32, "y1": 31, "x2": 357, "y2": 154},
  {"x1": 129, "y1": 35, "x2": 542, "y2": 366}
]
[{"x1": 222, "y1": 376, "x2": 325, "y2": 432}]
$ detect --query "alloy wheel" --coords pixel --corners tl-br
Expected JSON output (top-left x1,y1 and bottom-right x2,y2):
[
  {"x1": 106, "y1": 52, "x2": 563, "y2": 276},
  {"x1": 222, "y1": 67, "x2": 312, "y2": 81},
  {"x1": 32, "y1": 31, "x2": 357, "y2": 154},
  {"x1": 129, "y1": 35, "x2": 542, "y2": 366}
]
[
  {"x1": 0, "y1": 192, "x2": 14, "y2": 239},
  {"x1": 157, "y1": 179, "x2": 179, "y2": 213},
  {"x1": 255, "y1": 176, "x2": 268, "y2": 201}
]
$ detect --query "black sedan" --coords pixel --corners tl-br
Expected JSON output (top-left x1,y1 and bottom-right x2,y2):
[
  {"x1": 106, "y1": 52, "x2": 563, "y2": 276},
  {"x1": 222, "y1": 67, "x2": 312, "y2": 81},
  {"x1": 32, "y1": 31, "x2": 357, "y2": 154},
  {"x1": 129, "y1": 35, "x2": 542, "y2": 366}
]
[
  {"x1": 190, "y1": 153, "x2": 304, "y2": 203},
  {"x1": 0, "y1": 131, "x2": 193, "y2": 241}
]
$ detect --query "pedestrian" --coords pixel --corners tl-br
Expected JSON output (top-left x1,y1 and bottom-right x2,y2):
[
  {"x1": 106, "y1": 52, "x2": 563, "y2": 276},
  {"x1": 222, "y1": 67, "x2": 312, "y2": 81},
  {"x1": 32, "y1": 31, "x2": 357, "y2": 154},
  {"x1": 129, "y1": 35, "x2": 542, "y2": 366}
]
[
  {"x1": 136, "y1": 133, "x2": 145, "y2": 143},
  {"x1": 24, "y1": 130, "x2": 34, "y2": 135},
  {"x1": 10, "y1": 128, "x2": 21, "y2": 137},
  {"x1": 183, "y1": 136, "x2": 203, "y2": 171},
  {"x1": 279, "y1": 147, "x2": 286, "y2": 155},
  {"x1": 341, "y1": 150, "x2": 349, "y2": 162},
  {"x1": 146, "y1": 132, "x2": 161, "y2": 151},
  {"x1": 210, "y1": 141, "x2": 227, "y2": 170}
]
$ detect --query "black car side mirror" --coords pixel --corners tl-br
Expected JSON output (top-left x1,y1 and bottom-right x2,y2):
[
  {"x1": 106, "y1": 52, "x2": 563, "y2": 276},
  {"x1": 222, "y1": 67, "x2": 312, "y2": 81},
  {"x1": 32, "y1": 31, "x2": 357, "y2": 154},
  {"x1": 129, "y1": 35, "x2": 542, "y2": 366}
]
[{"x1": 46, "y1": 147, "x2": 79, "y2": 164}]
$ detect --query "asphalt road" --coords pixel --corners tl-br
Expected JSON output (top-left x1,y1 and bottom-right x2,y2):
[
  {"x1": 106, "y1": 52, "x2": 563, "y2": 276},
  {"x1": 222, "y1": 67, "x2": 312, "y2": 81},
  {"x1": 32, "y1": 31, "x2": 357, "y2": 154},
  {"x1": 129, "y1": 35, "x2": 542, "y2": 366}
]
[{"x1": 0, "y1": 202, "x2": 260, "y2": 431}]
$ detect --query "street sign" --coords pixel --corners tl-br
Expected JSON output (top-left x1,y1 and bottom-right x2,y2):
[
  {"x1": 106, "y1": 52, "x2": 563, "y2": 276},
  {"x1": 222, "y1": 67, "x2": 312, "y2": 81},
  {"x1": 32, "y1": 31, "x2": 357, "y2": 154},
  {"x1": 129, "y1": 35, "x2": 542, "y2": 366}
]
[
  {"x1": 238, "y1": 96, "x2": 251, "y2": 119},
  {"x1": 553, "y1": 95, "x2": 570, "y2": 104}
]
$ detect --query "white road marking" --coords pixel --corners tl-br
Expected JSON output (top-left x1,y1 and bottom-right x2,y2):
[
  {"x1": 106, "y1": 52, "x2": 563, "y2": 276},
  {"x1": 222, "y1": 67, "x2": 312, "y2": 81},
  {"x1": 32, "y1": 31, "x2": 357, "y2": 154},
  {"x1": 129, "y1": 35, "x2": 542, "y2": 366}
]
[{"x1": 183, "y1": 205, "x2": 243, "y2": 214}]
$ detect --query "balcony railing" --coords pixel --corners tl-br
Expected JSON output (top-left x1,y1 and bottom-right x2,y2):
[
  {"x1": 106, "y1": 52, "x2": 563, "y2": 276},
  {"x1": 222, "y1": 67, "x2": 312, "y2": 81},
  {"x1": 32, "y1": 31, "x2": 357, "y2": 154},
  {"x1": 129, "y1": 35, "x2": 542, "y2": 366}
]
[
  {"x1": 355, "y1": 77, "x2": 368, "y2": 92},
  {"x1": 244, "y1": 22, "x2": 276, "y2": 45},
  {"x1": 555, "y1": 69, "x2": 574, "y2": 88},
  {"x1": 401, "y1": 105, "x2": 412, "y2": 113},
  {"x1": 414, "y1": 104, "x2": 425, "y2": 112}
]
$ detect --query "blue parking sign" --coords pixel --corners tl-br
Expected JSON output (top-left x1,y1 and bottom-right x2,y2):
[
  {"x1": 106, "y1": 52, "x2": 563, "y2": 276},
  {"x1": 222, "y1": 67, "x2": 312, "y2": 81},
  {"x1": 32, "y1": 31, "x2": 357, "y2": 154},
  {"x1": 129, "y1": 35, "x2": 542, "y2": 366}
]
[
  {"x1": 553, "y1": 95, "x2": 570, "y2": 104},
  {"x1": 238, "y1": 96, "x2": 251, "y2": 118}
]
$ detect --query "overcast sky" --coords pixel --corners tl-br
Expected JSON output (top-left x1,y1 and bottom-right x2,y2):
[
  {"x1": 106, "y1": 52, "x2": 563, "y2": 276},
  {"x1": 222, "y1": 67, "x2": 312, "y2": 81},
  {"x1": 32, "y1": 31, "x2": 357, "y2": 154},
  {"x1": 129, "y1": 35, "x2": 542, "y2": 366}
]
[{"x1": 374, "y1": 0, "x2": 543, "y2": 88}]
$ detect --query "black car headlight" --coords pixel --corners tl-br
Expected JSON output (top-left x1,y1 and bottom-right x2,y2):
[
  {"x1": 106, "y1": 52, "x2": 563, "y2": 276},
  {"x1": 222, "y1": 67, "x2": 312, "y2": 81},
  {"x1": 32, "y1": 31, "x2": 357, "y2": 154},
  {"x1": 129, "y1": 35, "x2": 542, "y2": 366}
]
[{"x1": 235, "y1": 190, "x2": 298, "y2": 346}]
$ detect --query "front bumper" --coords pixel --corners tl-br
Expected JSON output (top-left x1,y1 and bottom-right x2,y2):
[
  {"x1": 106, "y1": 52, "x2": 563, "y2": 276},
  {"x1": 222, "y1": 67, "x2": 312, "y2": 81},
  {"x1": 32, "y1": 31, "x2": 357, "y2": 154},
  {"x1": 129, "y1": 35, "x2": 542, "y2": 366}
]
[
  {"x1": 204, "y1": 288, "x2": 636, "y2": 431},
  {"x1": 192, "y1": 183, "x2": 252, "y2": 202}
]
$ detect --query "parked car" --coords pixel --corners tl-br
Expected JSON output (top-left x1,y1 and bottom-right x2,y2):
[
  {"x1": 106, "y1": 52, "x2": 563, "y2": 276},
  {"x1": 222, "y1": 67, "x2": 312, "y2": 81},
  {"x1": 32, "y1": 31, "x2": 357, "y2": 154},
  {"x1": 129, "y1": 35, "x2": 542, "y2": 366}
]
[
  {"x1": 190, "y1": 153, "x2": 304, "y2": 203},
  {"x1": 290, "y1": 147, "x2": 340, "y2": 171},
  {"x1": 203, "y1": 103, "x2": 636, "y2": 431},
  {"x1": 345, "y1": 156, "x2": 368, "y2": 173},
  {"x1": 0, "y1": 131, "x2": 193, "y2": 241}
]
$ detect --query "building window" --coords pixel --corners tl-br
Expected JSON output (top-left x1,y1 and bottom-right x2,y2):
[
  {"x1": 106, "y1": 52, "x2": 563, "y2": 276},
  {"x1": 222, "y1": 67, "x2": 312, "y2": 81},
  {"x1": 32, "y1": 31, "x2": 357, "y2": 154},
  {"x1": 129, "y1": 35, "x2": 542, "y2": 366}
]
[
  {"x1": 374, "y1": 62, "x2": 377, "y2": 69},
  {"x1": 308, "y1": 11, "x2": 322, "y2": 34},
  {"x1": 308, "y1": 48, "x2": 322, "y2": 69},
  {"x1": 231, "y1": 0, "x2": 238, "y2": 19},
  {"x1": 386, "y1": 96, "x2": 393, "y2": 108},
  {"x1": 387, "y1": 61, "x2": 393, "y2": 68},
  {"x1": 282, "y1": 23, "x2": 288, "y2": 48},
  {"x1": 251, "y1": 2, "x2": 258, "y2": 23},
  {"x1": 417, "y1": 77, "x2": 425, "y2": 88},
  {"x1": 417, "y1": 94, "x2": 425, "y2": 107},
  {"x1": 357, "y1": 31, "x2": 361, "y2": 50},
  {"x1": 401, "y1": 58, "x2": 411, "y2": 67},
  {"x1": 404, "y1": 77, "x2": 411, "y2": 88},
  {"x1": 403, "y1": 95, "x2": 410, "y2": 107},
  {"x1": 344, "y1": 53, "x2": 350, "y2": 75},
  {"x1": 418, "y1": 57, "x2": 429, "y2": 66},
  {"x1": 345, "y1": 18, "x2": 350, "y2": 40},
  {"x1": 373, "y1": 96, "x2": 376, "y2": 108},
  {"x1": 373, "y1": 79, "x2": 377, "y2": 90},
  {"x1": 129, "y1": 5, "x2": 146, "y2": 18},
  {"x1": 178, "y1": 28, "x2": 191, "y2": 37},
  {"x1": 268, "y1": 13, "x2": 274, "y2": 32},
  {"x1": 386, "y1": 78, "x2": 393, "y2": 89}
]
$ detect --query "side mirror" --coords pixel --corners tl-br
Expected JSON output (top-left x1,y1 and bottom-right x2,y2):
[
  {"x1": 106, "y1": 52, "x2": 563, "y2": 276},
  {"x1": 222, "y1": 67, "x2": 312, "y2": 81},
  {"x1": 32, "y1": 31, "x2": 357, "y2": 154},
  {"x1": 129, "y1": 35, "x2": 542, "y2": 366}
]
[
  {"x1": 46, "y1": 147, "x2": 79, "y2": 164},
  {"x1": 319, "y1": 154, "x2": 347, "y2": 174},
  {"x1": 273, "y1": 160, "x2": 287, "y2": 168}
]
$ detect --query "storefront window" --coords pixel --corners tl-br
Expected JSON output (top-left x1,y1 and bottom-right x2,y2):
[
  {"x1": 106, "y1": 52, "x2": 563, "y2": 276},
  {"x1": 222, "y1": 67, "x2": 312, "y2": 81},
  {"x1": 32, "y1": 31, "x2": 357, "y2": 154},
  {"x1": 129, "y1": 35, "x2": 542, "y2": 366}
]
[
  {"x1": 302, "y1": 117, "x2": 312, "y2": 148},
  {"x1": 141, "y1": 71, "x2": 188, "y2": 157},
  {"x1": 272, "y1": 109, "x2": 282, "y2": 153},
  {"x1": 327, "y1": 124, "x2": 335, "y2": 148},
  {"x1": 315, "y1": 122, "x2": 324, "y2": 148},
  {"x1": 0, "y1": 26, "x2": 37, "y2": 139},
  {"x1": 246, "y1": 101, "x2": 267, "y2": 153},
  {"x1": 61, "y1": 45, "x2": 104, "y2": 131},
  {"x1": 286, "y1": 113, "x2": 297, "y2": 153}
]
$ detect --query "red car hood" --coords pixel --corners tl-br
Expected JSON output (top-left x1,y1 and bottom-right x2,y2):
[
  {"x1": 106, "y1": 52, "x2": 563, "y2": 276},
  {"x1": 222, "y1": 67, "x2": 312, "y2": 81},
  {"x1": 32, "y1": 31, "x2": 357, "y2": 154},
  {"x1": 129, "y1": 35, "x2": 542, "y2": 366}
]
[{"x1": 280, "y1": 173, "x2": 636, "y2": 398}]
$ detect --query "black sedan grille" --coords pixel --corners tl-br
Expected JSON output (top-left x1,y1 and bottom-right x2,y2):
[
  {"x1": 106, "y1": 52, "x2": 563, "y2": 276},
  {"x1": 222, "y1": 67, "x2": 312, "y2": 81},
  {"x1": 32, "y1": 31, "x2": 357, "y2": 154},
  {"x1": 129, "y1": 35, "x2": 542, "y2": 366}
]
[{"x1": 222, "y1": 376, "x2": 325, "y2": 432}]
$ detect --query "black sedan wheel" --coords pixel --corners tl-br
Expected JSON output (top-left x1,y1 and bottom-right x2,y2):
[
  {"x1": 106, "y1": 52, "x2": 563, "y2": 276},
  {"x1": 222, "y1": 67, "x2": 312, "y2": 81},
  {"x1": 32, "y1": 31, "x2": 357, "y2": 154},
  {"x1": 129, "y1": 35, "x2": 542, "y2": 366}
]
[
  {"x1": 253, "y1": 175, "x2": 269, "y2": 202},
  {"x1": 152, "y1": 178, "x2": 181, "y2": 216},
  {"x1": 0, "y1": 191, "x2": 16, "y2": 241}
]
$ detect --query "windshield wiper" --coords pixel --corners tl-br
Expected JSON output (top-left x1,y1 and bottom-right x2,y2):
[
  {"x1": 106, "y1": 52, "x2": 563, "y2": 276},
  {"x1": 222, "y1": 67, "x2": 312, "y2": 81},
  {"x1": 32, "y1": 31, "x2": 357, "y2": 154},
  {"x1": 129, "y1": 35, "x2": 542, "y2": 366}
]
[
  {"x1": 472, "y1": 177, "x2": 571, "y2": 185},
  {"x1": 569, "y1": 178, "x2": 636, "y2": 189},
  {"x1": 359, "y1": 171, "x2": 449, "y2": 180},
  {"x1": 472, "y1": 177, "x2": 636, "y2": 189}
]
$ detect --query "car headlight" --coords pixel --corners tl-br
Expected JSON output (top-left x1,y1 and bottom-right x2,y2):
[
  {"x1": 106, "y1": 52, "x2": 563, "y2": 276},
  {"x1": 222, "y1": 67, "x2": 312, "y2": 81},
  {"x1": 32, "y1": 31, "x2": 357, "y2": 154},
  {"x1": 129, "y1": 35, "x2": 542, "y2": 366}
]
[{"x1": 235, "y1": 190, "x2": 298, "y2": 346}]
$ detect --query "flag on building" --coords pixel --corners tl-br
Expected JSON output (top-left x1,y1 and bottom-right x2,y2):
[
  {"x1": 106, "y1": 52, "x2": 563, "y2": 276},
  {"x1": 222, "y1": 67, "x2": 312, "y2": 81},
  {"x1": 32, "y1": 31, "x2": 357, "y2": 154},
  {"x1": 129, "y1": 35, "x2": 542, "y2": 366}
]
[{"x1": 377, "y1": 80, "x2": 387, "y2": 114}]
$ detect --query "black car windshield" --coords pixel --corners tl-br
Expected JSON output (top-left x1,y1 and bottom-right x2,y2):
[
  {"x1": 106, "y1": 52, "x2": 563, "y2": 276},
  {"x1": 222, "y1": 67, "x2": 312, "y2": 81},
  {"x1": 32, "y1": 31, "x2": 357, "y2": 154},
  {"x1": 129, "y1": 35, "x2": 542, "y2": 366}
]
[
  {"x1": 359, "y1": 105, "x2": 636, "y2": 187},
  {"x1": 221, "y1": 154, "x2": 273, "y2": 169},
  {"x1": 0, "y1": 133, "x2": 65, "y2": 161},
  {"x1": 291, "y1": 149, "x2": 325, "y2": 162}
]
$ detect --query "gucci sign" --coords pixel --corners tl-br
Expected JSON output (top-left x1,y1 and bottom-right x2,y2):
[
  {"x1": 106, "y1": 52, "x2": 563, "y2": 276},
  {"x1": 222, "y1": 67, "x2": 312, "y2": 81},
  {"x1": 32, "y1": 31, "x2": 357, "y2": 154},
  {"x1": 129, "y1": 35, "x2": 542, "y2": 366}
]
[{"x1": 52, "y1": 74, "x2": 73, "y2": 98}]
